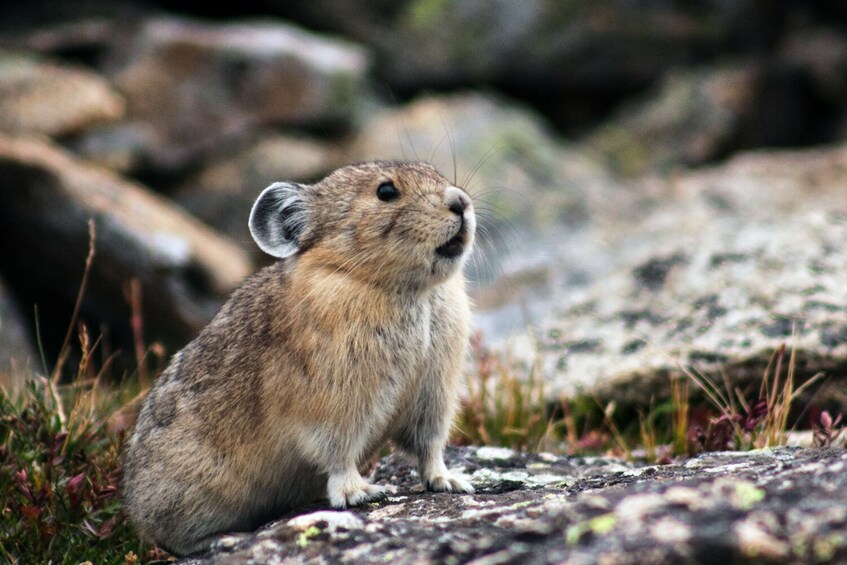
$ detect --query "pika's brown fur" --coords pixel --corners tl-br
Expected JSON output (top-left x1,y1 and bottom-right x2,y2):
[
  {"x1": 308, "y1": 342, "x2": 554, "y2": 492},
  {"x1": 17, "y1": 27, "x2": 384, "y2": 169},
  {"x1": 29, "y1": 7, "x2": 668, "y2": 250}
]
[{"x1": 122, "y1": 161, "x2": 476, "y2": 555}]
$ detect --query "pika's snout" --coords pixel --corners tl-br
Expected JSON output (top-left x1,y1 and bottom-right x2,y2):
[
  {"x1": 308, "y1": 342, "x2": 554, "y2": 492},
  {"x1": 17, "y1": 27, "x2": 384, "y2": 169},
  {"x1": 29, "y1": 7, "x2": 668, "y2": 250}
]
[
  {"x1": 435, "y1": 186, "x2": 475, "y2": 261},
  {"x1": 445, "y1": 186, "x2": 471, "y2": 216}
]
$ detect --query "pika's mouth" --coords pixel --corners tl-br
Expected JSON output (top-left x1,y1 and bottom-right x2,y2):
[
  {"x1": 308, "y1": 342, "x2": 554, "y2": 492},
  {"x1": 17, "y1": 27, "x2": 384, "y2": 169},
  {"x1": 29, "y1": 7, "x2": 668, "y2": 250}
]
[{"x1": 435, "y1": 223, "x2": 467, "y2": 259}]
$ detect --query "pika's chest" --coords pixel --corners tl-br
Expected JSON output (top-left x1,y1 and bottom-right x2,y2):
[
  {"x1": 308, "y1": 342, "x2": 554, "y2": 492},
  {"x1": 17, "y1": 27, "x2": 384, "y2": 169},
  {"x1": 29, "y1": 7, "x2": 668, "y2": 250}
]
[{"x1": 349, "y1": 301, "x2": 433, "y2": 381}]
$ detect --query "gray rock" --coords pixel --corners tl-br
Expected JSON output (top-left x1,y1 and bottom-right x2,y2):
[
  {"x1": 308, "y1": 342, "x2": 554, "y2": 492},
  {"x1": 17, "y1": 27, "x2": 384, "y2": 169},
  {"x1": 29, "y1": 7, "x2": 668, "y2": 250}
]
[
  {"x1": 538, "y1": 210, "x2": 847, "y2": 406},
  {"x1": 0, "y1": 50, "x2": 124, "y2": 137},
  {"x1": 65, "y1": 121, "x2": 154, "y2": 174},
  {"x1": 175, "y1": 134, "x2": 341, "y2": 254},
  {"x1": 0, "y1": 135, "x2": 252, "y2": 353},
  {"x1": 0, "y1": 275, "x2": 35, "y2": 389},
  {"x1": 518, "y1": 146, "x2": 847, "y2": 408},
  {"x1": 180, "y1": 446, "x2": 847, "y2": 564},
  {"x1": 105, "y1": 17, "x2": 369, "y2": 173},
  {"x1": 587, "y1": 65, "x2": 758, "y2": 176}
]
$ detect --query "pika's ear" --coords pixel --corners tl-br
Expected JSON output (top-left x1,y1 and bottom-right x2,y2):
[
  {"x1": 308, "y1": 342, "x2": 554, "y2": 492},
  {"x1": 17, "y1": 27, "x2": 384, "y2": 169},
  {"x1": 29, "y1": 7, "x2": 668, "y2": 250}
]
[{"x1": 249, "y1": 182, "x2": 308, "y2": 258}]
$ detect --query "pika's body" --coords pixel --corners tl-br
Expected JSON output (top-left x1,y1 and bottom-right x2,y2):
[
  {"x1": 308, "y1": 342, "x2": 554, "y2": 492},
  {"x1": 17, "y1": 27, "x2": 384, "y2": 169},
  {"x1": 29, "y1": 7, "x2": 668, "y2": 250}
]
[{"x1": 123, "y1": 162, "x2": 475, "y2": 555}]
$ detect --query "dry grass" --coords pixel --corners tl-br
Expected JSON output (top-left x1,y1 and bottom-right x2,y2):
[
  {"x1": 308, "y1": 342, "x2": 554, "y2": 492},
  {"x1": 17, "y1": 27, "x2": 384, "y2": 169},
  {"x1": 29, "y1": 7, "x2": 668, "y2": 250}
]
[{"x1": 453, "y1": 331, "x2": 843, "y2": 462}]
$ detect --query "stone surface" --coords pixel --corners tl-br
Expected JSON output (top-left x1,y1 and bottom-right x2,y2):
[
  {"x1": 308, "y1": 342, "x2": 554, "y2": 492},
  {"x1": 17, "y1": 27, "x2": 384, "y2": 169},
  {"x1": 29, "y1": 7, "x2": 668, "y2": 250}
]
[
  {"x1": 537, "y1": 210, "x2": 847, "y2": 407},
  {"x1": 0, "y1": 50, "x2": 124, "y2": 137},
  {"x1": 106, "y1": 16, "x2": 368, "y2": 173},
  {"x1": 499, "y1": 145, "x2": 847, "y2": 408},
  {"x1": 175, "y1": 133, "x2": 341, "y2": 254},
  {"x1": 588, "y1": 65, "x2": 758, "y2": 176},
  {"x1": 180, "y1": 446, "x2": 847, "y2": 564},
  {"x1": 0, "y1": 135, "x2": 252, "y2": 355},
  {"x1": 0, "y1": 276, "x2": 35, "y2": 389}
]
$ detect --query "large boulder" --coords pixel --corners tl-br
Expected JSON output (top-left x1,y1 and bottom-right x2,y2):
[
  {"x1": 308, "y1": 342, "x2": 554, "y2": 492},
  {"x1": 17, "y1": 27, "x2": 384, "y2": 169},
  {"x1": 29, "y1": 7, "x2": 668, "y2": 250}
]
[
  {"x1": 0, "y1": 50, "x2": 124, "y2": 137},
  {"x1": 181, "y1": 446, "x2": 847, "y2": 564},
  {"x1": 538, "y1": 210, "x2": 847, "y2": 406},
  {"x1": 520, "y1": 146, "x2": 847, "y2": 408},
  {"x1": 94, "y1": 17, "x2": 368, "y2": 174},
  {"x1": 0, "y1": 135, "x2": 252, "y2": 357}
]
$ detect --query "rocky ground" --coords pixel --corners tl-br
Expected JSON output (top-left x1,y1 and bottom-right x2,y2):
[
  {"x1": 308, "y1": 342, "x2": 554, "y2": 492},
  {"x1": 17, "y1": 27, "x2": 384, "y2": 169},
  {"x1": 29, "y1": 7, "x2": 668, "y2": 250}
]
[
  {"x1": 180, "y1": 446, "x2": 847, "y2": 564},
  {"x1": 0, "y1": 2, "x2": 846, "y2": 563}
]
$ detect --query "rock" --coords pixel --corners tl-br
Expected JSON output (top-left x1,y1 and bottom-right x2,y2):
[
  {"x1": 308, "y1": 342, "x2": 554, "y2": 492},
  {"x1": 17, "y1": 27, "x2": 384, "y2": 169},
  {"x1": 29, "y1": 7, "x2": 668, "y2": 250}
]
[
  {"x1": 529, "y1": 146, "x2": 847, "y2": 408},
  {"x1": 538, "y1": 210, "x2": 847, "y2": 406},
  {"x1": 0, "y1": 276, "x2": 35, "y2": 389},
  {"x1": 106, "y1": 17, "x2": 368, "y2": 174},
  {"x1": 180, "y1": 446, "x2": 847, "y2": 564},
  {"x1": 780, "y1": 27, "x2": 847, "y2": 103},
  {"x1": 174, "y1": 134, "x2": 340, "y2": 253},
  {"x1": 0, "y1": 50, "x2": 124, "y2": 137},
  {"x1": 8, "y1": 17, "x2": 125, "y2": 68},
  {"x1": 587, "y1": 65, "x2": 758, "y2": 176},
  {"x1": 0, "y1": 135, "x2": 252, "y2": 358}
]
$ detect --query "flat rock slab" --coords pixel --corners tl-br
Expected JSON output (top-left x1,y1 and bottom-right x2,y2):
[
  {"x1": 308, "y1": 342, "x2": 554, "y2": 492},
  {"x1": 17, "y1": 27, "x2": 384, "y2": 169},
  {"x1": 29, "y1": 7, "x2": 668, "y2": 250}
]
[
  {"x1": 537, "y1": 210, "x2": 847, "y2": 407},
  {"x1": 507, "y1": 146, "x2": 847, "y2": 409},
  {"x1": 183, "y1": 446, "x2": 847, "y2": 564}
]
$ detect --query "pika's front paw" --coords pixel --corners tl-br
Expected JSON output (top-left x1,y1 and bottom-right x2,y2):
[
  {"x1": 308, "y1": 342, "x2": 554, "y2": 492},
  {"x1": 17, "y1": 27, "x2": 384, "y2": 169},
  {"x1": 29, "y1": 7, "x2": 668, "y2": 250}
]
[
  {"x1": 328, "y1": 472, "x2": 395, "y2": 508},
  {"x1": 426, "y1": 472, "x2": 474, "y2": 494}
]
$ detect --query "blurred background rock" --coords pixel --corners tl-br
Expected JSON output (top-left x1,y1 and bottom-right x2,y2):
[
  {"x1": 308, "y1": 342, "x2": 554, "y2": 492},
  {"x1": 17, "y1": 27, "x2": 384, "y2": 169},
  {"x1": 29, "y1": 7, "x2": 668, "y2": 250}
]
[{"x1": 0, "y1": 0, "x2": 845, "y2": 410}]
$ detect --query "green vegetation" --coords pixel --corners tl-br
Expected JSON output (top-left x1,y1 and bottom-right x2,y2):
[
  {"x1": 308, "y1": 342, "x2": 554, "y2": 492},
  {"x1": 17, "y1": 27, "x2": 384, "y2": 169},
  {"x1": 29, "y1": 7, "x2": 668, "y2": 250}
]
[{"x1": 1, "y1": 375, "x2": 150, "y2": 564}]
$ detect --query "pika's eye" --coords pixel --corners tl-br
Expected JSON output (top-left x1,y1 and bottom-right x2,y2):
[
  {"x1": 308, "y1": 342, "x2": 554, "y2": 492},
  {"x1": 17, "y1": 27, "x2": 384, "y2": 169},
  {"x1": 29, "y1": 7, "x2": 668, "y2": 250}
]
[{"x1": 376, "y1": 181, "x2": 399, "y2": 202}]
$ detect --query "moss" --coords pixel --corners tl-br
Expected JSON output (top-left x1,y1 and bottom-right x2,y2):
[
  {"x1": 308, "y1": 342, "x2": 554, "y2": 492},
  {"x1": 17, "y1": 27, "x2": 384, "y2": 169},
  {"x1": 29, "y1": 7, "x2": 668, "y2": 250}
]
[
  {"x1": 566, "y1": 513, "x2": 617, "y2": 545},
  {"x1": 730, "y1": 482, "x2": 766, "y2": 511},
  {"x1": 296, "y1": 525, "x2": 322, "y2": 548}
]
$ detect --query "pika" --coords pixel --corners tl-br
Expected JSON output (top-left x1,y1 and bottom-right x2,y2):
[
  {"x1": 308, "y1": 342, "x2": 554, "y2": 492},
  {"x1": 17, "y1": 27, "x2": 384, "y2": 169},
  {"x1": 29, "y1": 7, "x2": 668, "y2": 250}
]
[{"x1": 123, "y1": 161, "x2": 476, "y2": 555}]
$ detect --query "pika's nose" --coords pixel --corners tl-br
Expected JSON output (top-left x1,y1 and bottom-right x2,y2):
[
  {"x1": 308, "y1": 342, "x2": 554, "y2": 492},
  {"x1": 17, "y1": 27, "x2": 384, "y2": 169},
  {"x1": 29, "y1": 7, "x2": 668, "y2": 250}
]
[{"x1": 445, "y1": 186, "x2": 470, "y2": 216}]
